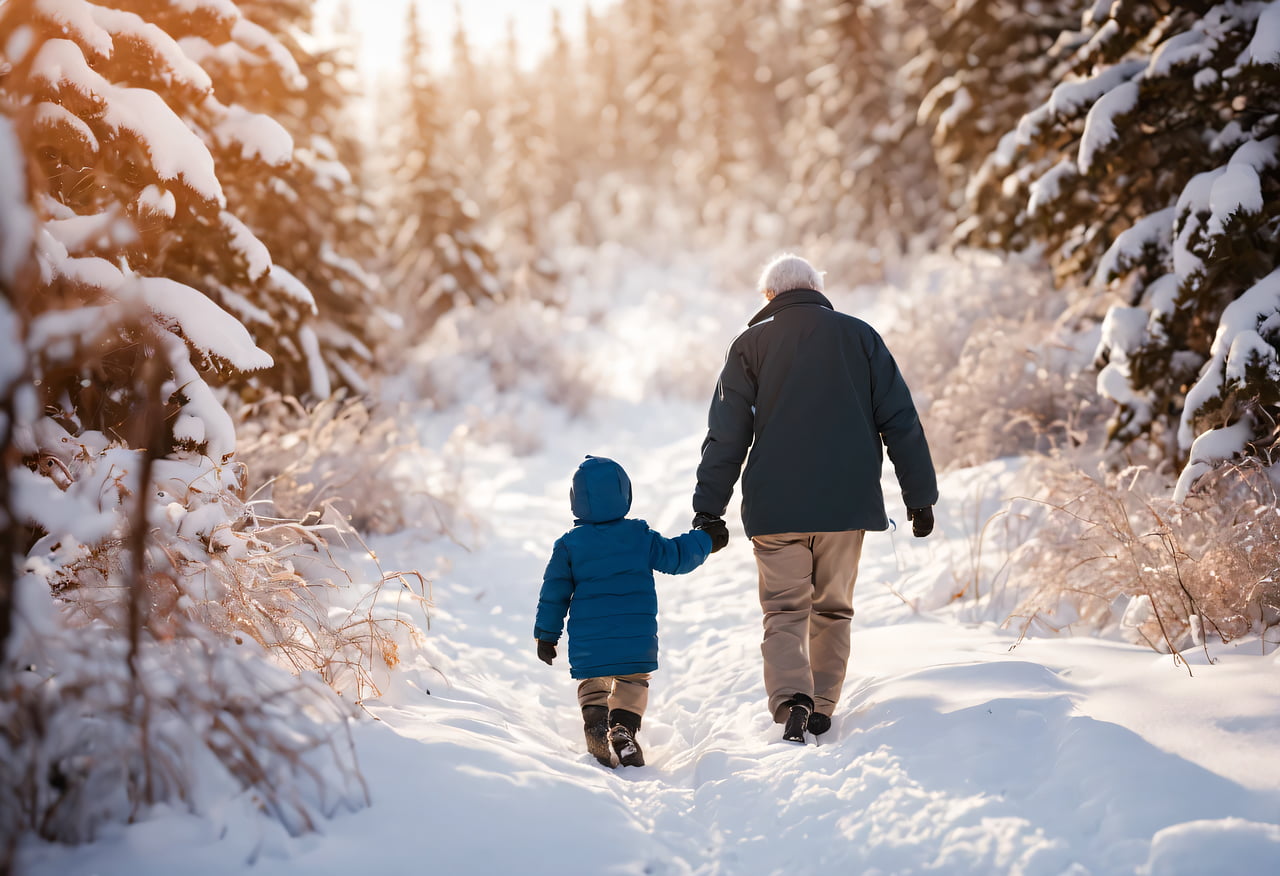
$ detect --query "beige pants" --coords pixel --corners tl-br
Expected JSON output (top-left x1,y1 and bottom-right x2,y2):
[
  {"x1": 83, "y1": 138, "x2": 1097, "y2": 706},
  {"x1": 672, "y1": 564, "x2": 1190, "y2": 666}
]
[
  {"x1": 752, "y1": 530, "x2": 866, "y2": 722},
  {"x1": 577, "y1": 673, "x2": 651, "y2": 717}
]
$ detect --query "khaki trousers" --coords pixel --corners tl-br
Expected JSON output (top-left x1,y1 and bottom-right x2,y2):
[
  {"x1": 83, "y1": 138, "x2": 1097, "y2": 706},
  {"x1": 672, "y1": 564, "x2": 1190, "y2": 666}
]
[
  {"x1": 577, "y1": 673, "x2": 651, "y2": 717},
  {"x1": 752, "y1": 530, "x2": 865, "y2": 722}
]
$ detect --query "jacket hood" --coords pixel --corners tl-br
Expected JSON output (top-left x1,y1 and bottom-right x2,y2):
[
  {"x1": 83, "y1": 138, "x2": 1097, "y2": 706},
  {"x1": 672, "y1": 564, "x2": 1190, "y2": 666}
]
[{"x1": 571, "y1": 456, "x2": 632, "y2": 523}]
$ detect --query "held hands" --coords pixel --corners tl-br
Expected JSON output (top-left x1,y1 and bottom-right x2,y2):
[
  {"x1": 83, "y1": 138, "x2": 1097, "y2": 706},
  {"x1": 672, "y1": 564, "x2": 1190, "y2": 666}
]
[
  {"x1": 537, "y1": 639, "x2": 557, "y2": 665},
  {"x1": 692, "y1": 512, "x2": 730, "y2": 553},
  {"x1": 907, "y1": 506, "x2": 935, "y2": 538}
]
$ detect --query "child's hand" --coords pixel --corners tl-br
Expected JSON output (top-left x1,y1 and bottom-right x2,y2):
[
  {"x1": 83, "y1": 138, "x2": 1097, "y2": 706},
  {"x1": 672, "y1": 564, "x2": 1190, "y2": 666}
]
[{"x1": 537, "y1": 639, "x2": 557, "y2": 665}]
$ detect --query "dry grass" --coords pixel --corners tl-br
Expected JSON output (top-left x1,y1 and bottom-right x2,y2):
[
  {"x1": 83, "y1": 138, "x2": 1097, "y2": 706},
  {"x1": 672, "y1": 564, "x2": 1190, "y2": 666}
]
[
  {"x1": 884, "y1": 254, "x2": 1105, "y2": 471},
  {"x1": 1003, "y1": 457, "x2": 1280, "y2": 664}
]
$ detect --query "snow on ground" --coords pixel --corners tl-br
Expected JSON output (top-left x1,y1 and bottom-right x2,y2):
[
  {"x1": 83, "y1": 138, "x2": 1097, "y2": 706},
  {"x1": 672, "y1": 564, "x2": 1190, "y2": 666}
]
[{"x1": 17, "y1": 252, "x2": 1280, "y2": 876}]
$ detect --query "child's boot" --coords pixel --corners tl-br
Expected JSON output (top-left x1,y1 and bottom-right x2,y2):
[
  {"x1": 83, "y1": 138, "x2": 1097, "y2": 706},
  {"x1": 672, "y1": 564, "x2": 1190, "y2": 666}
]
[
  {"x1": 608, "y1": 709, "x2": 645, "y2": 767},
  {"x1": 583, "y1": 705, "x2": 613, "y2": 767}
]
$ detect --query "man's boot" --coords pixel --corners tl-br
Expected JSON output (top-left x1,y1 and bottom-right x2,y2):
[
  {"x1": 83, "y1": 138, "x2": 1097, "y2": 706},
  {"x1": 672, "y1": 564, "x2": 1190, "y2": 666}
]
[
  {"x1": 608, "y1": 709, "x2": 645, "y2": 767},
  {"x1": 807, "y1": 712, "x2": 832, "y2": 736},
  {"x1": 780, "y1": 694, "x2": 814, "y2": 743},
  {"x1": 583, "y1": 705, "x2": 613, "y2": 767}
]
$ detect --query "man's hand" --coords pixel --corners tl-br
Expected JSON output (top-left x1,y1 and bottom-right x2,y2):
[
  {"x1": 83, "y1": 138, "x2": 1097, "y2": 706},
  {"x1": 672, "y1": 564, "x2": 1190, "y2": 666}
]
[
  {"x1": 537, "y1": 640, "x2": 557, "y2": 665},
  {"x1": 907, "y1": 506, "x2": 934, "y2": 538},
  {"x1": 693, "y1": 513, "x2": 729, "y2": 553}
]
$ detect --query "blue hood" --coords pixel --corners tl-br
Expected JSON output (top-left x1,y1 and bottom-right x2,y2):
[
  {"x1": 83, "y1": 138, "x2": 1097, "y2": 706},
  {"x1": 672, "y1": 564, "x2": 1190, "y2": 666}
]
[{"x1": 571, "y1": 456, "x2": 632, "y2": 523}]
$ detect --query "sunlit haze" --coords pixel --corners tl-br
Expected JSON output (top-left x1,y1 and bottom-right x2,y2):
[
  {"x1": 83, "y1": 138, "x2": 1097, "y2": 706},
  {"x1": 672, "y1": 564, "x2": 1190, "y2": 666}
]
[{"x1": 316, "y1": 0, "x2": 600, "y2": 78}]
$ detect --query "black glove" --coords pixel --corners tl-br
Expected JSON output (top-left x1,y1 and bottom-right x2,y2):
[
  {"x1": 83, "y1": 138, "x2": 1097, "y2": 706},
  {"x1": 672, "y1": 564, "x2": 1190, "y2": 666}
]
[
  {"x1": 537, "y1": 639, "x2": 557, "y2": 665},
  {"x1": 692, "y1": 512, "x2": 729, "y2": 553},
  {"x1": 907, "y1": 506, "x2": 934, "y2": 538}
]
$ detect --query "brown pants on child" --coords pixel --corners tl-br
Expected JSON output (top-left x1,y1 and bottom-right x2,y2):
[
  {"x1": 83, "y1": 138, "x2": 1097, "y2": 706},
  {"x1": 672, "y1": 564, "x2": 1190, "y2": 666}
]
[
  {"x1": 577, "y1": 673, "x2": 651, "y2": 717},
  {"x1": 751, "y1": 530, "x2": 866, "y2": 722}
]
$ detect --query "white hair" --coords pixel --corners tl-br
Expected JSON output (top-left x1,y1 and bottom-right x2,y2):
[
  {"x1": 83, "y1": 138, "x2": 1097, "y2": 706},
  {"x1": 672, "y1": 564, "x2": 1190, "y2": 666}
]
[{"x1": 758, "y1": 253, "x2": 824, "y2": 298}]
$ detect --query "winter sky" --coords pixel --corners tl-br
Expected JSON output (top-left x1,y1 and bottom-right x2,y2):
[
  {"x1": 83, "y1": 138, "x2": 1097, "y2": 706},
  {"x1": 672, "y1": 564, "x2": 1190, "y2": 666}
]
[{"x1": 315, "y1": 0, "x2": 601, "y2": 77}]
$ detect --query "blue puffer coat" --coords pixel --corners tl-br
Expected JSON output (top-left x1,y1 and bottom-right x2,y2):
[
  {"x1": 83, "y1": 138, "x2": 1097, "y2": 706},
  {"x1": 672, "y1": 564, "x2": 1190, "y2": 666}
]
[{"x1": 534, "y1": 456, "x2": 712, "y2": 679}]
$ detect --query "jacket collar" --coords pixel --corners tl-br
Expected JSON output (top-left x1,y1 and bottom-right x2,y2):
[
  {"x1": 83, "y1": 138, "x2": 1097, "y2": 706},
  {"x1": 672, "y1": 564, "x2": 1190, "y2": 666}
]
[{"x1": 747, "y1": 288, "x2": 833, "y2": 327}]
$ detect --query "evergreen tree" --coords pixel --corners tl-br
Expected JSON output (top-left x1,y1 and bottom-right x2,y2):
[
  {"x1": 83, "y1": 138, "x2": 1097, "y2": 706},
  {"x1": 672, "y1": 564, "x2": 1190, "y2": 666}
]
[
  {"x1": 486, "y1": 19, "x2": 558, "y2": 294},
  {"x1": 621, "y1": 0, "x2": 684, "y2": 167},
  {"x1": 914, "y1": 0, "x2": 1079, "y2": 220},
  {"x1": 384, "y1": 2, "x2": 501, "y2": 330},
  {"x1": 0, "y1": 0, "x2": 300, "y2": 457},
  {"x1": 962, "y1": 2, "x2": 1280, "y2": 494},
  {"x1": 208, "y1": 0, "x2": 385, "y2": 397},
  {"x1": 781, "y1": 0, "x2": 932, "y2": 258}
]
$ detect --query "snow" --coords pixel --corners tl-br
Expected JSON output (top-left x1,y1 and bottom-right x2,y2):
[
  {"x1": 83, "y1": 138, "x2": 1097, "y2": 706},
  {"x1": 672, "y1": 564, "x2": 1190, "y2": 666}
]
[
  {"x1": 1148, "y1": 28, "x2": 1213, "y2": 78},
  {"x1": 136, "y1": 184, "x2": 176, "y2": 218},
  {"x1": 1177, "y1": 265, "x2": 1280, "y2": 461},
  {"x1": 1079, "y1": 79, "x2": 1140, "y2": 173},
  {"x1": 268, "y1": 264, "x2": 319, "y2": 312},
  {"x1": 1173, "y1": 417, "x2": 1258, "y2": 502},
  {"x1": 1205, "y1": 138, "x2": 1279, "y2": 235},
  {"x1": 298, "y1": 323, "x2": 333, "y2": 400},
  {"x1": 32, "y1": 0, "x2": 212, "y2": 90},
  {"x1": 220, "y1": 210, "x2": 272, "y2": 281},
  {"x1": 1027, "y1": 158, "x2": 1076, "y2": 217},
  {"x1": 937, "y1": 84, "x2": 973, "y2": 137},
  {"x1": 212, "y1": 102, "x2": 295, "y2": 165},
  {"x1": 1172, "y1": 168, "x2": 1224, "y2": 282},
  {"x1": 1017, "y1": 60, "x2": 1145, "y2": 147},
  {"x1": 29, "y1": 40, "x2": 225, "y2": 204},
  {"x1": 1093, "y1": 207, "x2": 1175, "y2": 285},
  {"x1": 160, "y1": 330, "x2": 239, "y2": 461},
  {"x1": 16, "y1": 253, "x2": 1280, "y2": 876},
  {"x1": 33, "y1": 101, "x2": 99, "y2": 152},
  {"x1": 231, "y1": 16, "x2": 304, "y2": 87},
  {"x1": 1243, "y1": 2, "x2": 1280, "y2": 65},
  {"x1": 131, "y1": 274, "x2": 274, "y2": 372},
  {"x1": 0, "y1": 116, "x2": 33, "y2": 283},
  {"x1": 1097, "y1": 305, "x2": 1149, "y2": 361}
]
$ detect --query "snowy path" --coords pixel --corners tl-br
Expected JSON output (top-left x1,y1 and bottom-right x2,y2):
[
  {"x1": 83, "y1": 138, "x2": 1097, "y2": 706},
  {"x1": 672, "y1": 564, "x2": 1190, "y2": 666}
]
[{"x1": 20, "y1": 261, "x2": 1280, "y2": 876}]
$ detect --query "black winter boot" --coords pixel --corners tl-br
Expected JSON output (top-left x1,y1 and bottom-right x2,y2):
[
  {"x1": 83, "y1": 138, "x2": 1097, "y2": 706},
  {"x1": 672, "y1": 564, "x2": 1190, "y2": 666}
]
[
  {"x1": 807, "y1": 712, "x2": 832, "y2": 736},
  {"x1": 583, "y1": 705, "x2": 613, "y2": 767},
  {"x1": 608, "y1": 709, "x2": 645, "y2": 767},
  {"x1": 780, "y1": 694, "x2": 814, "y2": 743}
]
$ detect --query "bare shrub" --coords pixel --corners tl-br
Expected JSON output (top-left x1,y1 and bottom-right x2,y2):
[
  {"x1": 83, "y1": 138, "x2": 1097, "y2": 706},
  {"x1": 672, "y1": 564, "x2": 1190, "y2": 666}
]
[
  {"x1": 1004, "y1": 457, "x2": 1280, "y2": 659},
  {"x1": 1, "y1": 594, "x2": 368, "y2": 846},
  {"x1": 884, "y1": 252, "x2": 1105, "y2": 470},
  {"x1": 3, "y1": 402, "x2": 431, "y2": 851},
  {"x1": 235, "y1": 390, "x2": 467, "y2": 536}
]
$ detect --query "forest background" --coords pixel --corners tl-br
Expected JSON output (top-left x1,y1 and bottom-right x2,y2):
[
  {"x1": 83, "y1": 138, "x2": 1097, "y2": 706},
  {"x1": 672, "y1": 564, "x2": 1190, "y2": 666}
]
[{"x1": 2, "y1": 0, "x2": 1280, "y2": 858}]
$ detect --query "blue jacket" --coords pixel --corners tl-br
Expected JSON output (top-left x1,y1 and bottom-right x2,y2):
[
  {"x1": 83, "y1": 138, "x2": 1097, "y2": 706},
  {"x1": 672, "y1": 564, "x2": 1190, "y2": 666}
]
[
  {"x1": 694, "y1": 289, "x2": 938, "y2": 537},
  {"x1": 534, "y1": 456, "x2": 712, "y2": 679}
]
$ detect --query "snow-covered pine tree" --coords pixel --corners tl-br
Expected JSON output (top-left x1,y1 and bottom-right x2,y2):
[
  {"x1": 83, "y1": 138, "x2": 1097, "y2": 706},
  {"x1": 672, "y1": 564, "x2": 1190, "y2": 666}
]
[
  {"x1": 682, "y1": 0, "x2": 784, "y2": 195},
  {"x1": 488, "y1": 20, "x2": 556, "y2": 261},
  {"x1": 913, "y1": 0, "x2": 1080, "y2": 224},
  {"x1": 205, "y1": 0, "x2": 386, "y2": 397},
  {"x1": 781, "y1": 0, "x2": 929, "y2": 263},
  {"x1": 0, "y1": 0, "x2": 385, "y2": 844},
  {"x1": 383, "y1": 2, "x2": 501, "y2": 330},
  {"x1": 442, "y1": 0, "x2": 495, "y2": 199},
  {"x1": 620, "y1": 0, "x2": 684, "y2": 168},
  {"x1": 1, "y1": 0, "x2": 280, "y2": 457},
  {"x1": 964, "y1": 2, "x2": 1280, "y2": 496}
]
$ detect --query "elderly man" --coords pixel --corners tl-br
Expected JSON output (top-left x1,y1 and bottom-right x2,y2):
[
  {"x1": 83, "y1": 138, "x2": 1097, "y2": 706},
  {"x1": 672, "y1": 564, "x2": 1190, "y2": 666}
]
[{"x1": 691, "y1": 253, "x2": 938, "y2": 743}]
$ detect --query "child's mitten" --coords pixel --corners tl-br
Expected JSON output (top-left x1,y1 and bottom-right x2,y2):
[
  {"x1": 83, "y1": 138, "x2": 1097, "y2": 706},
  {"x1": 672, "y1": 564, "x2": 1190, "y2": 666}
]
[{"x1": 537, "y1": 639, "x2": 557, "y2": 665}]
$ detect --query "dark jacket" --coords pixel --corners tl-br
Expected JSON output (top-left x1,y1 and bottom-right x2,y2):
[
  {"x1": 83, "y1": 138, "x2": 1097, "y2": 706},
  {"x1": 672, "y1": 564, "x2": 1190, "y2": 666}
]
[
  {"x1": 535, "y1": 456, "x2": 712, "y2": 679},
  {"x1": 693, "y1": 289, "x2": 937, "y2": 538}
]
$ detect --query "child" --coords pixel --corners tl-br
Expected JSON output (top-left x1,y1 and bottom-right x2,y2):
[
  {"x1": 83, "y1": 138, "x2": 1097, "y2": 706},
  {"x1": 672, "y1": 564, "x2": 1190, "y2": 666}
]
[{"x1": 535, "y1": 455, "x2": 728, "y2": 767}]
